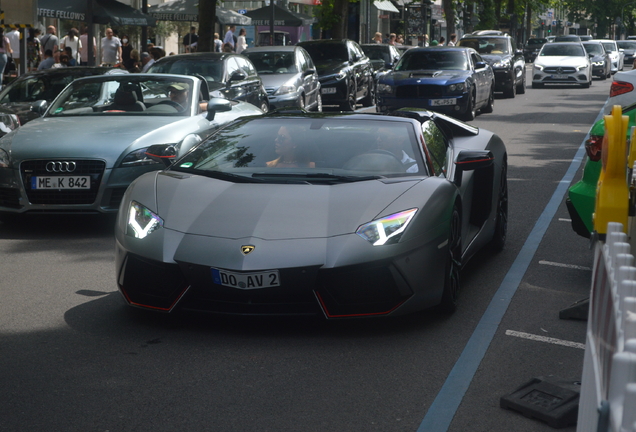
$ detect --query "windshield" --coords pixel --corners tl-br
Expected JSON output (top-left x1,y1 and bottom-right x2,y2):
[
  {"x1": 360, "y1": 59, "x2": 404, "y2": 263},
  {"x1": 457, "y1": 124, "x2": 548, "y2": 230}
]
[
  {"x1": 47, "y1": 76, "x2": 195, "y2": 117},
  {"x1": 540, "y1": 44, "x2": 585, "y2": 56},
  {"x1": 148, "y1": 59, "x2": 223, "y2": 84},
  {"x1": 395, "y1": 50, "x2": 468, "y2": 71},
  {"x1": 172, "y1": 118, "x2": 425, "y2": 181},
  {"x1": 243, "y1": 51, "x2": 298, "y2": 74},
  {"x1": 0, "y1": 74, "x2": 76, "y2": 104},
  {"x1": 583, "y1": 43, "x2": 605, "y2": 55},
  {"x1": 601, "y1": 42, "x2": 617, "y2": 52},
  {"x1": 301, "y1": 43, "x2": 348, "y2": 63},
  {"x1": 361, "y1": 46, "x2": 392, "y2": 63},
  {"x1": 458, "y1": 38, "x2": 509, "y2": 54},
  {"x1": 617, "y1": 41, "x2": 636, "y2": 49}
]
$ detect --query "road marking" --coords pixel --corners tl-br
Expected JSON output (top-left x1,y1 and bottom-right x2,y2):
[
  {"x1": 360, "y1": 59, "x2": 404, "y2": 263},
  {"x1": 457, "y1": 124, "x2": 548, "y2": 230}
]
[
  {"x1": 505, "y1": 330, "x2": 586, "y2": 349},
  {"x1": 559, "y1": 218, "x2": 572, "y2": 222},
  {"x1": 539, "y1": 260, "x2": 592, "y2": 271},
  {"x1": 416, "y1": 107, "x2": 604, "y2": 432}
]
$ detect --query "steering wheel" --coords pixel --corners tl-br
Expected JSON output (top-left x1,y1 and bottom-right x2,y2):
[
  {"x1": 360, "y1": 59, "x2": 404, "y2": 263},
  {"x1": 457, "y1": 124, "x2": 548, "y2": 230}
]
[
  {"x1": 367, "y1": 149, "x2": 404, "y2": 164},
  {"x1": 157, "y1": 100, "x2": 184, "y2": 111}
]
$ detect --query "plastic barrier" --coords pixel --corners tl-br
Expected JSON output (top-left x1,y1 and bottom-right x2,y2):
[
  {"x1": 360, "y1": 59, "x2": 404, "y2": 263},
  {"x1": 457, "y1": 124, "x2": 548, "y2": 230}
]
[{"x1": 577, "y1": 222, "x2": 636, "y2": 432}]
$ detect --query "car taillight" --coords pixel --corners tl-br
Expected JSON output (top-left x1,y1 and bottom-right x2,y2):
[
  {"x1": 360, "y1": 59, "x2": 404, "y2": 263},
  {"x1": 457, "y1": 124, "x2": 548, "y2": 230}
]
[
  {"x1": 585, "y1": 135, "x2": 603, "y2": 161},
  {"x1": 610, "y1": 81, "x2": 634, "y2": 97}
]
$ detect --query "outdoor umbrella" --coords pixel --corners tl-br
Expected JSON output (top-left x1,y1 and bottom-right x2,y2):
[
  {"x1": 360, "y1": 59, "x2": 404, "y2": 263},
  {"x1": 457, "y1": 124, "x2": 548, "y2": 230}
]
[
  {"x1": 244, "y1": 5, "x2": 315, "y2": 27},
  {"x1": 148, "y1": 0, "x2": 252, "y2": 26},
  {"x1": 38, "y1": 0, "x2": 157, "y2": 26}
]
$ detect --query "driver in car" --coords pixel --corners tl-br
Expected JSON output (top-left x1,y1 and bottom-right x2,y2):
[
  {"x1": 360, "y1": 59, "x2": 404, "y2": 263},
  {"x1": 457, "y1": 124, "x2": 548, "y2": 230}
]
[
  {"x1": 376, "y1": 126, "x2": 419, "y2": 173},
  {"x1": 168, "y1": 83, "x2": 189, "y2": 110}
]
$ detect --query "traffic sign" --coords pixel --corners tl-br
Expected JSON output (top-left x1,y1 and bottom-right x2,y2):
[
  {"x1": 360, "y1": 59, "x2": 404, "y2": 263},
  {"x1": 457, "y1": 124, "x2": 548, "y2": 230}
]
[
  {"x1": 552, "y1": 20, "x2": 557, "y2": 26},
  {"x1": 238, "y1": 9, "x2": 247, "y2": 14}
]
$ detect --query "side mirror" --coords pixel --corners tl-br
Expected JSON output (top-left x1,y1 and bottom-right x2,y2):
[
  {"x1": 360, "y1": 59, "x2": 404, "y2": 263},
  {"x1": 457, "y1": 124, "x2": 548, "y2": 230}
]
[
  {"x1": 474, "y1": 61, "x2": 487, "y2": 69},
  {"x1": 229, "y1": 70, "x2": 247, "y2": 83},
  {"x1": 31, "y1": 100, "x2": 48, "y2": 116},
  {"x1": 206, "y1": 97, "x2": 232, "y2": 121},
  {"x1": 453, "y1": 150, "x2": 494, "y2": 186},
  {"x1": 385, "y1": 62, "x2": 394, "y2": 69}
]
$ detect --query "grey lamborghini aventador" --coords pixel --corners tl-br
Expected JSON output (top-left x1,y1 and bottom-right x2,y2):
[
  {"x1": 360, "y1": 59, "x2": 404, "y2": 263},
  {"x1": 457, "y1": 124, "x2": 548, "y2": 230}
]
[{"x1": 115, "y1": 109, "x2": 508, "y2": 318}]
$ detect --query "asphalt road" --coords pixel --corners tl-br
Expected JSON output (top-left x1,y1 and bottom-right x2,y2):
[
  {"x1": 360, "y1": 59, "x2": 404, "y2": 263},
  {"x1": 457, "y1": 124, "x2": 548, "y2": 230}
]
[{"x1": 0, "y1": 69, "x2": 613, "y2": 432}]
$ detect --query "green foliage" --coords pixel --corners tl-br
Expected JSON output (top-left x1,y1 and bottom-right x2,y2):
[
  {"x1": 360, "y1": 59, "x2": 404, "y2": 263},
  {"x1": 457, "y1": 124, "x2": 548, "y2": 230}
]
[
  {"x1": 314, "y1": 0, "x2": 340, "y2": 30},
  {"x1": 475, "y1": 0, "x2": 497, "y2": 29}
]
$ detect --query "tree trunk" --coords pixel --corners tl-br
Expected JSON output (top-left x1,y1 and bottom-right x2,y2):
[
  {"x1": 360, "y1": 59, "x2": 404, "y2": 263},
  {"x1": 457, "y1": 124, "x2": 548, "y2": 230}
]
[
  {"x1": 442, "y1": 0, "x2": 455, "y2": 40},
  {"x1": 199, "y1": 0, "x2": 217, "y2": 52},
  {"x1": 331, "y1": 0, "x2": 349, "y2": 39}
]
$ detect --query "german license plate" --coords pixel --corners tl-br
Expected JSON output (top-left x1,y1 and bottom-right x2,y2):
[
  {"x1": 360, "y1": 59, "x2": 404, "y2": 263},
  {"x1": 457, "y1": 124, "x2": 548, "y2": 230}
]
[
  {"x1": 211, "y1": 268, "x2": 280, "y2": 289},
  {"x1": 430, "y1": 98, "x2": 456, "y2": 106},
  {"x1": 31, "y1": 176, "x2": 90, "y2": 189},
  {"x1": 321, "y1": 87, "x2": 336, "y2": 94},
  {"x1": 551, "y1": 74, "x2": 568, "y2": 79}
]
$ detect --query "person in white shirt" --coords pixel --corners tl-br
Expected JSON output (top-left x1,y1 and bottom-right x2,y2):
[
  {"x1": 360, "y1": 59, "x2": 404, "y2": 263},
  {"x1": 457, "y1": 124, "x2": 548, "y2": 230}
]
[
  {"x1": 60, "y1": 28, "x2": 82, "y2": 64},
  {"x1": 236, "y1": 28, "x2": 247, "y2": 54},
  {"x1": 447, "y1": 34, "x2": 457, "y2": 46},
  {"x1": 101, "y1": 28, "x2": 121, "y2": 66},
  {"x1": 6, "y1": 28, "x2": 20, "y2": 74},
  {"x1": 376, "y1": 127, "x2": 419, "y2": 173}
]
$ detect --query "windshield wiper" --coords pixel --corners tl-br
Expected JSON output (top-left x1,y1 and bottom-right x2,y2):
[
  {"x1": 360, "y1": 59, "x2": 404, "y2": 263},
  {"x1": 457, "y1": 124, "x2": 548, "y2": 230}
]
[
  {"x1": 173, "y1": 168, "x2": 265, "y2": 183},
  {"x1": 251, "y1": 172, "x2": 384, "y2": 183}
]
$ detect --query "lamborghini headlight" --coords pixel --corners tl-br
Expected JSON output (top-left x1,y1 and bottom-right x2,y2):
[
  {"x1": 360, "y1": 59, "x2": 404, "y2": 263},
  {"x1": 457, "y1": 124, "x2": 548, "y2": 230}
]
[
  {"x1": 127, "y1": 201, "x2": 163, "y2": 239},
  {"x1": 356, "y1": 208, "x2": 417, "y2": 246}
]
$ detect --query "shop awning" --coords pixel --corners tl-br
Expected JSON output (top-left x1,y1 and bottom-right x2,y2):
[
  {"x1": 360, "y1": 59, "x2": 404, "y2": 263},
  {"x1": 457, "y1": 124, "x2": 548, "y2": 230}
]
[
  {"x1": 38, "y1": 0, "x2": 156, "y2": 26},
  {"x1": 148, "y1": 0, "x2": 252, "y2": 26},
  {"x1": 373, "y1": 0, "x2": 399, "y2": 13},
  {"x1": 244, "y1": 5, "x2": 315, "y2": 27}
]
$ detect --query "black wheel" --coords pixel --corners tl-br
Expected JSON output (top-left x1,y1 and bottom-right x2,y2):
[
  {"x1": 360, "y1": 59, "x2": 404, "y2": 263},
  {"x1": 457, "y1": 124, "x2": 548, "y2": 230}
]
[
  {"x1": 340, "y1": 83, "x2": 356, "y2": 111},
  {"x1": 297, "y1": 94, "x2": 305, "y2": 110},
  {"x1": 516, "y1": 69, "x2": 526, "y2": 94},
  {"x1": 462, "y1": 89, "x2": 476, "y2": 121},
  {"x1": 491, "y1": 158, "x2": 508, "y2": 251},
  {"x1": 439, "y1": 206, "x2": 462, "y2": 313},
  {"x1": 481, "y1": 87, "x2": 494, "y2": 113},
  {"x1": 361, "y1": 81, "x2": 376, "y2": 107},
  {"x1": 260, "y1": 100, "x2": 269, "y2": 113}
]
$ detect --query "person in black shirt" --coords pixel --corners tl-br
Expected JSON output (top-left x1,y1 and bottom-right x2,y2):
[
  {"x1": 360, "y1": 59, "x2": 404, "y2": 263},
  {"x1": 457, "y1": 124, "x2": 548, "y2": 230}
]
[{"x1": 183, "y1": 27, "x2": 198, "y2": 53}]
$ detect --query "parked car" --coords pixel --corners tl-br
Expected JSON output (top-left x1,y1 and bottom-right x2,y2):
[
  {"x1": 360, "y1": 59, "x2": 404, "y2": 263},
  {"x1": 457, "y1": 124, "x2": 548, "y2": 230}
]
[
  {"x1": 360, "y1": 43, "x2": 402, "y2": 74},
  {"x1": 579, "y1": 35, "x2": 593, "y2": 41},
  {"x1": 298, "y1": 39, "x2": 375, "y2": 111},
  {"x1": 242, "y1": 45, "x2": 321, "y2": 112},
  {"x1": 546, "y1": 36, "x2": 556, "y2": 43},
  {"x1": 582, "y1": 41, "x2": 612, "y2": 79},
  {"x1": 376, "y1": 46, "x2": 495, "y2": 121},
  {"x1": 567, "y1": 71, "x2": 636, "y2": 237},
  {"x1": 594, "y1": 39, "x2": 624, "y2": 73},
  {"x1": 0, "y1": 66, "x2": 126, "y2": 125},
  {"x1": 114, "y1": 108, "x2": 508, "y2": 317},
  {"x1": 531, "y1": 42, "x2": 592, "y2": 88},
  {"x1": 523, "y1": 37, "x2": 548, "y2": 62},
  {"x1": 0, "y1": 74, "x2": 263, "y2": 218},
  {"x1": 617, "y1": 40, "x2": 636, "y2": 66},
  {"x1": 457, "y1": 34, "x2": 526, "y2": 97},
  {"x1": 148, "y1": 52, "x2": 270, "y2": 112}
]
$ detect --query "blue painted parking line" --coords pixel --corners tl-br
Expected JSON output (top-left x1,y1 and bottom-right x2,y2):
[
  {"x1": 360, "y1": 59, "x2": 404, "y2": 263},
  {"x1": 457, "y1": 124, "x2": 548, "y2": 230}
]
[{"x1": 416, "y1": 108, "x2": 604, "y2": 432}]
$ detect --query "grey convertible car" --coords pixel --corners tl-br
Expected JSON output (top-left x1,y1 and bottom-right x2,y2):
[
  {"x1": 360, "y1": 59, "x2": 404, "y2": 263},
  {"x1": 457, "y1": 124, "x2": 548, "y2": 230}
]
[
  {"x1": 0, "y1": 74, "x2": 263, "y2": 217},
  {"x1": 115, "y1": 109, "x2": 508, "y2": 318}
]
